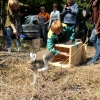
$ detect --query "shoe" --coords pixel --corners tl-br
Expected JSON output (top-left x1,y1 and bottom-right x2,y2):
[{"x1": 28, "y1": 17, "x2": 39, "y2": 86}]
[
  {"x1": 8, "y1": 48, "x2": 11, "y2": 53},
  {"x1": 86, "y1": 60, "x2": 95, "y2": 66},
  {"x1": 18, "y1": 47, "x2": 22, "y2": 52}
]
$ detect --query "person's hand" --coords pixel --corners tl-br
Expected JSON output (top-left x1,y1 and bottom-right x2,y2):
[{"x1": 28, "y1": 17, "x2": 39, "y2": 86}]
[
  {"x1": 38, "y1": 21, "x2": 40, "y2": 24},
  {"x1": 64, "y1": 5, "x2": 67, "y2": 8},
  {"x1": 44, "y1": 22, "x2": 47, "y2": 25},
  {"x1": 83, "y1": 14, "x2": 86, "y2": 17},
  {"x1": 13, "y1": 29, "x2": 18, "y2": 39},
  {"x1": 94, "y1": 29, "x2": 99, "y2": 35},
  {"x1": 60, "y1": 52, "x2": 69, "y2": 56},
  {"x1": 93, "y1": 1, "x2": 97, "y2": 6},
  {"x1": 48, "y1": 26, "x2": 50, "y2": 30},
  {"x1": 24, "y1": 4, "x2": 30, "y2": 7},
  {"x1": 66, "y1": 6, "x2": 70, "y2": 10},
  {"x1": 13, "y1": 29, "x2": 17, "y2": 35},
  {"x1": 64, "y1": 5, "x2": 70, "y2": 10},
  {"x1": 66, "y1": 40, "x2": 72, "y2": 45}
]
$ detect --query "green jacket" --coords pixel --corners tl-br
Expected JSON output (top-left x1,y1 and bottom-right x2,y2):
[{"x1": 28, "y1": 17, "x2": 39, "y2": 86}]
[{"x1": 47, "y1": 23, "x2": 75, "y2": 56}]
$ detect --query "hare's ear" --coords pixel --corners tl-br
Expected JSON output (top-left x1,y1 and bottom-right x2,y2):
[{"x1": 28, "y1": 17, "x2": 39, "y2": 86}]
[{"x1": 30, "y1": 53, "x2": 36, "y2": 61}]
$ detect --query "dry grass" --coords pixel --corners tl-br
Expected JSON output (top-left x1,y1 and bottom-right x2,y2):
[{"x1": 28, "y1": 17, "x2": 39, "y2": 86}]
[{"x1": 0, "y1": 37, "x2": 100, "y2": 100}]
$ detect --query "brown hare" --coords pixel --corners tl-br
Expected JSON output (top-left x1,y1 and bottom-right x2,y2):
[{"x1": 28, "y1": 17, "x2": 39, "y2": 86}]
[{"x1": 26, "y1": 49, "x2": 53, "y2": 84}]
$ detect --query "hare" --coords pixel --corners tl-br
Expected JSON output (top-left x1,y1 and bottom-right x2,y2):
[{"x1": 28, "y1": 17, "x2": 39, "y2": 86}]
[
  {"x1": 26, "y1": 49, "x2": 53, "y2": 84},
  {"x1": 29, "y1": 49, "x2": 53, "y2": 72}
]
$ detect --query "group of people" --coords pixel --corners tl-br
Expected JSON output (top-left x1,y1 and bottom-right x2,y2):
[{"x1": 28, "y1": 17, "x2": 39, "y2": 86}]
[
  {"x1": 5, "y1": 0, "x2": 78, "y2": 50},
  {"x1": 4, "y1": 0, "x2": 100, "y2": 65},
  {"x1": 37, "y1": 0, "x2": 78, "y2": 47}
]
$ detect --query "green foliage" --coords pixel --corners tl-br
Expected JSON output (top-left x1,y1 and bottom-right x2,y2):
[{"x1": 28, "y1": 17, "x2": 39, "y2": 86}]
[
  {"x1": 1, "y1": 0, "x2": 90, "y2": 14},
  {"x1": 86, "y1": 21, "x2": 94, "y2": 30},
  {"x1": 0, "y1": 0, "x2": 92, "y2": 37}
]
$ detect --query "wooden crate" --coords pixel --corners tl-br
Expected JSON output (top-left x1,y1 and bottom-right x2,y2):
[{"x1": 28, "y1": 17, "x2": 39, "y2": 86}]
[{"x1": 49, "y1": 42, "x2": 86, "y2": 68}]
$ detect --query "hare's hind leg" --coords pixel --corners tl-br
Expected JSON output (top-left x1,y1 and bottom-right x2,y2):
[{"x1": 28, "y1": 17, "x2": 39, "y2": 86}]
[
  {"x1": 37, "y1": 55, "x2": 49, "y2": 72},
  {"x1": 30, "y1": 72, "x2": 37, "y2": 85}
]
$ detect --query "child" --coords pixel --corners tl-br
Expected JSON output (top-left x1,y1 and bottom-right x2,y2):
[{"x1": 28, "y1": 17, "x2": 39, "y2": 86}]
[
  {"x1": 5, "y1": 0, "x2": 28, "y2": 52},
  {"x1": 47, "y1": 20, "x2": 75, "y2": 56}
]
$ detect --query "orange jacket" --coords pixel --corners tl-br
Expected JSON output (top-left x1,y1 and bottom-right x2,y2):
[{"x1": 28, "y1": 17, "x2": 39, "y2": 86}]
[{"x1": 38, "y1": 12, "x2": 50, "y2": 21}]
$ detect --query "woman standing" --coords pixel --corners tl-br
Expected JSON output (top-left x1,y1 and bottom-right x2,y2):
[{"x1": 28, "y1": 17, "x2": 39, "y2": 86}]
[
  {"x1": 5, "y1": 0, "x2": 28, "y2": 52},
  {"x1": 38, "y1": 6, "x2": 50, "y2": 46},
  {"x1": 48, "y1": 3, "x2": 60, "y2": 29}
]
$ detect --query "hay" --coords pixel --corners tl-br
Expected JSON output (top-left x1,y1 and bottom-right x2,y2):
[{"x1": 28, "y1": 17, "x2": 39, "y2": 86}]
[{"x1": 0, "y1": 40, "x2": 100, "y2": 100}]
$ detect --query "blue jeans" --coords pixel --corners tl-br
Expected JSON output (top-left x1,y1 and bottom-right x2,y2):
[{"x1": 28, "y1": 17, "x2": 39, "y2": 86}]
[
  {"x1": 6, "y1": 26, "x2": 21, "y2": 48},
  {"x1": 90, "y1": 28, "x2": 100, "y2": 63},
  {"x1": 38, "y1": 24, "x2": 47, "y2": 46}
]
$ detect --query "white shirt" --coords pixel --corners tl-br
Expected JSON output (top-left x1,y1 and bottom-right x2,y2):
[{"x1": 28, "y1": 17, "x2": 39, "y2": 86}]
[
  {"x1": 49, "y1": 10, "x2": 60, "y2": 26},
  {"x1": 82, "y1": 10, "x2": 86, "y2": 15}
]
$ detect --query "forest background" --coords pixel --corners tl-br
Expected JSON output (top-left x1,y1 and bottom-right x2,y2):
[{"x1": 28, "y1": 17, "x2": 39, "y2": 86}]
[{"x1": 0, "y1": 0, "x2": 91, "y2": 34}]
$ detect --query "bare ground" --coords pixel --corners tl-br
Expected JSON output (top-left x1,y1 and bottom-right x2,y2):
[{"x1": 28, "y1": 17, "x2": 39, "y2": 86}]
[{"x1": 0, "y1": 36, "x2": 100, "y2": 100}]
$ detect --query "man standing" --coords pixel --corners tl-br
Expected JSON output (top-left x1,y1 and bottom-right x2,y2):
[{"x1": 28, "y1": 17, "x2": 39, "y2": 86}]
[
  {"x1": 87, "y1": 0, "x2": 100, "y2": 65},
  {"x1": 62, "y1": 0, "x2": 78, "y2": 29}
]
